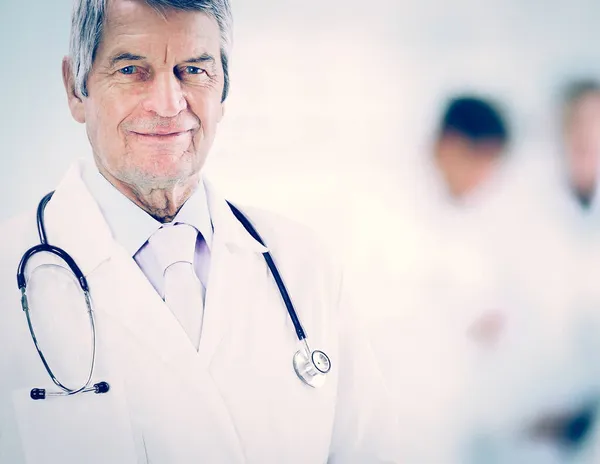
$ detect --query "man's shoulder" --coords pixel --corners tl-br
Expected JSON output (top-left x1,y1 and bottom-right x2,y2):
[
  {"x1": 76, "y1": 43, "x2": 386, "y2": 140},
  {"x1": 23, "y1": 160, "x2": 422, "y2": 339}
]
[
  {"x1": 237, "y1": 204, "x2": 343, "y2": 293},
  {"x1": 0, "y1": 209, "x2": 38, "y2": 265},
  {"x1": 234, "y1": 204, "x2": 347, "y2": 334},
  {"x1": 0, "y1": 209, "x2": 38, "y2": 335},
  {"x1": 0, "y1": 208, "x2": 42, "y2": 308},
  {"x1": 238, "y1": 204, "x2": 338, "y2": 264}
]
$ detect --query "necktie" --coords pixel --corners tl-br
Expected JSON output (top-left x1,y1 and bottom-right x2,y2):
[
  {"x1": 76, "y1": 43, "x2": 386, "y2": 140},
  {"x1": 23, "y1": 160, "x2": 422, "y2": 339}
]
[{"x1": 148, "y1": 223, "x2": 204, "y2": 350}]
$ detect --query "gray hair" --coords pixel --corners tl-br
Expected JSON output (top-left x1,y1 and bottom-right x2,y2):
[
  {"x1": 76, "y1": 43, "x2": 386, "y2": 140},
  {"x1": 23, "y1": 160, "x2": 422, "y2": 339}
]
[{"x1": 69, "y1": 0, "x2": 232, "y2": 101}]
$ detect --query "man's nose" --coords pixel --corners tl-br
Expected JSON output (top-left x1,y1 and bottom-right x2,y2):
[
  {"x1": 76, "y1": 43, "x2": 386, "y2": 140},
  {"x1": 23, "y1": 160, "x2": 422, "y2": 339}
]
[{"x1": 142, "y1": 72, "x2": 187, "y2": 118}]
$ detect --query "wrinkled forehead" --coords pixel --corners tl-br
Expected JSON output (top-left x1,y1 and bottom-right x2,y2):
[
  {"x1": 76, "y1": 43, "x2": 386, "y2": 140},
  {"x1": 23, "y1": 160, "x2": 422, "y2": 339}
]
[{"x1": 99, "y1": 0, "x2": 222, "y2": 60}]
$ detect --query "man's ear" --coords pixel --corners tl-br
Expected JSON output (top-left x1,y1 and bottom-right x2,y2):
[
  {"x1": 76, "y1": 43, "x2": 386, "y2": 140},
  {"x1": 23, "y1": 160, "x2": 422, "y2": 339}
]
[{"x1": 62, "y1": 57, "x2": 86, "y2": 124}]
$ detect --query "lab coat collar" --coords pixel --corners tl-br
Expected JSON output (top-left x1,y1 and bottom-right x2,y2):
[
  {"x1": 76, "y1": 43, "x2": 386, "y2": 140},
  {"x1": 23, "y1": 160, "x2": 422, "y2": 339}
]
[
  {"x1": 43, "y1": 161, "x2": 115, "y2": 277},
  {"x1": 82, "y1": 160, "x2": 215, "y2": 256},
  {"x1": 44, "y1": 160, "x2": 268, "y2": 280},
  {"x1": 81, "y1": 161, "x2": 160, "y2": 257},
  {"x1": 203, "y1": 178, "x2": 269, "y2": 254}
]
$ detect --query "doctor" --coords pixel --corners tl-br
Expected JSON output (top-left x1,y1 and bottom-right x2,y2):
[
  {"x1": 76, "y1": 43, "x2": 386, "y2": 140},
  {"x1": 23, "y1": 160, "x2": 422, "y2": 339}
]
[{"x1": 0, "y1": 0, "x2": 397, "y2": 463}]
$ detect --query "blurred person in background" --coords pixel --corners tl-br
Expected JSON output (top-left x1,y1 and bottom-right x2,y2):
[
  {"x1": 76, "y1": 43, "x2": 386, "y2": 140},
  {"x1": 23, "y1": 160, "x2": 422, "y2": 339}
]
[
  {"x1": 343, "y1": 88, "x2": 600, "y2": 463},
  {"x1": 433, "y1": 96, "x2": 510, "y2": 204},
  {"x1": 419, "y1": 92, "x2": 600, "y2": 463},
  {"x1": 560, "y1": 78, "x2": 600, "y2": 463},
  {"x1": 339, "y1": 94, "x2": 516, "y2": 463},
  {"x1": 504, "y1": 78, "x2": 600, "y2": 227},
  {"x1": 456, "y1": 81, "x2": 600, "y2": 464},
  {"x1": 561, "y1": 79, "x2": 600, "y2": 212}
]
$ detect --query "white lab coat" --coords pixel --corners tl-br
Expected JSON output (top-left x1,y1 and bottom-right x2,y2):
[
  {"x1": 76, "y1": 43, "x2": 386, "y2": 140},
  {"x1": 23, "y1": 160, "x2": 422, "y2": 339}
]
[
  {"x1": 339, "y1": 158, "x2": 511, "y2": 463},
  {"x1": 341, "y1": 149, "x2": 600, "y2": 463},
  {"x1": 0, "y1": 161, "x2": 397, "y2": 464},
  {"x1": 448, "y1": 147, "x2": 600, "y2": 464}
]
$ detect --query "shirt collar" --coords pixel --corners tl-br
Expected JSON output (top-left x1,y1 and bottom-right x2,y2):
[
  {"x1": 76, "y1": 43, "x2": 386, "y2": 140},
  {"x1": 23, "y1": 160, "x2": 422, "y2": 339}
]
[
  {"x1": 172, "y1": 178, "x2": 214, "y2": 249},
  {"x1": 82, "y1": 160, "x2": 214, "y2": 257}
]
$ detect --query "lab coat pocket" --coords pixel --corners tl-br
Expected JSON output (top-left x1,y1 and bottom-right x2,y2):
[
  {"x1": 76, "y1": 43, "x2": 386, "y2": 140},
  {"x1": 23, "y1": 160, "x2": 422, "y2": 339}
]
[{"x1": 12, "y1": 380, "x2": 140, "y2": 464}]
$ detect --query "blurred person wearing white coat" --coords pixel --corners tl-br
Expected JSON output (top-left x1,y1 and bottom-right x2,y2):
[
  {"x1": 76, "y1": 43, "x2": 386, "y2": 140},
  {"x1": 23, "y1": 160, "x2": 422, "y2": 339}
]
[
  {"x1": 342, "y1": 95, "x2": 515, "y2": 463},
  {"x1": 551, "y1": 78, "x2": 600, "y2": 463},
  {"x1": 0, "y1": 1, "x2": 398, "y2": 463},
  {"x1": 346, "y1": 93, "x2": 599, "y2": 463},
  {"x1": 561, "y1": 80, "x2": 600, "y2": 213},
  {"x1": 461, "y1": 81, "x2": 600, "y2": 464}
]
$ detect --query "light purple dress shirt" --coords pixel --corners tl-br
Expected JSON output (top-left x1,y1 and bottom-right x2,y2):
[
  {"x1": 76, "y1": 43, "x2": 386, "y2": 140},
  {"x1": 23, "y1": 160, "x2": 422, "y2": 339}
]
[{"x1": 81, "y1": 161, "x2": 213, "y2": 301}]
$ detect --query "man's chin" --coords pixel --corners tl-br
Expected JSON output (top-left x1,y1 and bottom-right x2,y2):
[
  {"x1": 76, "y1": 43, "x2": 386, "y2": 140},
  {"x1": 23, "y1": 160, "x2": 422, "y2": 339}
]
[
  {"x1": 138, "y1": 172, "x2": 196, "y2": 189},
  {"x1": 118, "y1": 164, "x2": 199, "y2": 191}
]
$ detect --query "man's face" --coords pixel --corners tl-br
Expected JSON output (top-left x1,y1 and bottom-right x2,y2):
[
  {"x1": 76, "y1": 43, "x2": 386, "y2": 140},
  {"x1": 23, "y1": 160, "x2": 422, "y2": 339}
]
[
  {"x1": 76, "y1": 0, "x2": 225, "y2": 190},
  {"x1": 564, "y1": 92, "x2": 600, "y2": 199},
  {"x1": 436, "y1": 134, "x2": 503, "y2": 200}
]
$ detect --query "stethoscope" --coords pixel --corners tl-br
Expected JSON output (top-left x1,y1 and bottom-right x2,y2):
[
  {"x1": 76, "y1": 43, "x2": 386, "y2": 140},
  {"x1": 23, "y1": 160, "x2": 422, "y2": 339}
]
[{"x1": 16, "y1": 192, "x2": 331, "y2": 400}]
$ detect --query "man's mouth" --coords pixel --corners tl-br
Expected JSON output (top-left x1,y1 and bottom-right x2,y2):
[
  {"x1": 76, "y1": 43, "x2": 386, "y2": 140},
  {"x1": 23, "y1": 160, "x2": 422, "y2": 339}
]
[{"x1": 130, "y1": 129, "x2": 192, "y2": 139}]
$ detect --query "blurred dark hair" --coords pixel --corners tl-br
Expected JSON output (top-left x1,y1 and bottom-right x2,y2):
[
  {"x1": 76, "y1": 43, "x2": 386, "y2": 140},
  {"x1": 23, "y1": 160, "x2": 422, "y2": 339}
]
[{"x1": 439, "y1": 96, "x2": 508, "y2": 146}]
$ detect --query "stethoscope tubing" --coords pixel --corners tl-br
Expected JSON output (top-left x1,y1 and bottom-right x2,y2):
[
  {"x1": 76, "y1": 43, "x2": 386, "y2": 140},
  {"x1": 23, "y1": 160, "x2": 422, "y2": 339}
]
[
  {"x1": 17, "y1": 191, "x2": 327, "y2": 398},
  {"x1": 226, "y1": 201, "x2": 307, "y2": 342}
]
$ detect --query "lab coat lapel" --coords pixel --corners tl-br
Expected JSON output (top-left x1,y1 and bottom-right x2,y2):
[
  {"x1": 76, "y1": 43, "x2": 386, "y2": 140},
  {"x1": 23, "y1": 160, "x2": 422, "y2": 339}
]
[
  {"x1": 198, "y1": 180, "x2": 269, "y2": 367},
  {"x1": 44, "y1": 163, "x2": 266, "y2": 374},
  {"x1": 42, "y1": 163, "x2": 114, "y2": 276},
  {"x1": 91, "y1": 245, "x2": 245, "y2": 463},
  {"x1": 43, "y1": 162, "x2": 245, "y2": 462},
  {"x1": 43, "y1": 162, "x2": 197, "y2": 366},
  {"x1": 95, "y1": 243, "x2": 201, "y2": 369}
]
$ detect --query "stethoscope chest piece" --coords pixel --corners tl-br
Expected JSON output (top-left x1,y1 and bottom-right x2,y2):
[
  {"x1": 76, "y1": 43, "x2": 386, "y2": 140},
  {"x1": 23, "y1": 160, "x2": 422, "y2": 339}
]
[{"x1": 293, "y1": 343, "x2": 331, "y2": 389}]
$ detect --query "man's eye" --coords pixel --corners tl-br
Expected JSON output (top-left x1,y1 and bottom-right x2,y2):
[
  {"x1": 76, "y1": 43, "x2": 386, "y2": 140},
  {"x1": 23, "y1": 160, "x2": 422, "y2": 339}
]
[
  {"x1": 185, "y1": 66, "x2": 206, "y2": 75},
  {"x1": 118, "y1": 66, "x2": 138, "y2": 75}
]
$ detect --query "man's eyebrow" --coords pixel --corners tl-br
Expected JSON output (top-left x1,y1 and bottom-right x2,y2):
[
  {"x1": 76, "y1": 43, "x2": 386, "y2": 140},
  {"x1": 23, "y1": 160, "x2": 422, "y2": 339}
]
[
  {"x1": 184, "y1": 53, "x2": 216, "y2": 65},
  {"x1": 109, "y1": 52, "x2": 146, "y2": 67}
]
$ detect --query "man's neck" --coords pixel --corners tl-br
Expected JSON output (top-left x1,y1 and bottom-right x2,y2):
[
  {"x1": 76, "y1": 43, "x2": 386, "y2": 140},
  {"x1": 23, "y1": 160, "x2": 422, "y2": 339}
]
[{"x1": 96, "y1": 165, "x2": 200, "y2": 223}]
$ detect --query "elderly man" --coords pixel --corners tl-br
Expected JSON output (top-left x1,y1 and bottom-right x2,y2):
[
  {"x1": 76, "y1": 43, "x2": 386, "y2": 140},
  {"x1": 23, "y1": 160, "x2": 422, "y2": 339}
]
[{"x1": 0, "y1": 1, "x2": 396, "y2": 463}]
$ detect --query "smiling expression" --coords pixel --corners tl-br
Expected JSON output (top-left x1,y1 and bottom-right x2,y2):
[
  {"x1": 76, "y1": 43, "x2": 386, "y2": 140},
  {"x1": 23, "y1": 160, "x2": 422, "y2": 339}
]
[{"x1": 75, "y1": 0, "x2": 225, "y2": 191}]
